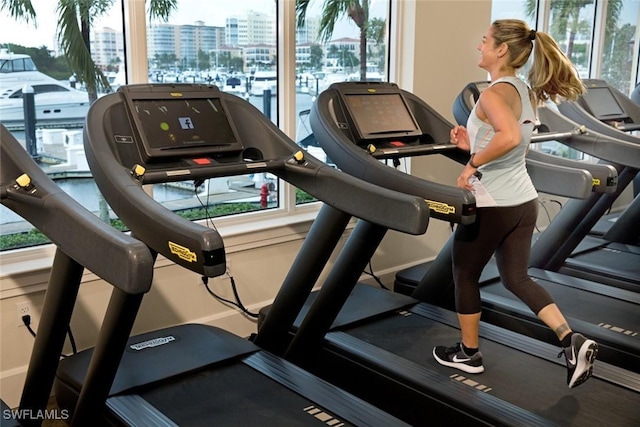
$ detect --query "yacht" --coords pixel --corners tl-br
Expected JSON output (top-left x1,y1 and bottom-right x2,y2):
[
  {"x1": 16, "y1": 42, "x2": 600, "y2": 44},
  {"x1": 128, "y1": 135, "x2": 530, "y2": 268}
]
[
  {"x1": 0, "y1": 49, "x2": 90, "y2": 130},
  {"x1": 249, "y1": 70, "x2": 277, "y2": 96}
]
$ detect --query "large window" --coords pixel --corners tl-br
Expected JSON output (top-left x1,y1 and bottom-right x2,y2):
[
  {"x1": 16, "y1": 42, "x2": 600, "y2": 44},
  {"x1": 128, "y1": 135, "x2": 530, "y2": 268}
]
[
  {"x1": 489, "y1": 0, "x2": 640, "y2": 160},
  {"x1": 0, "y1": 0, "x2": 392, "y2": 251},
  {"x1": 599, "y1": 1, "x2": 639, "y2": 96},
  {"x1": 144, "y1": 0, "x2": 282, "y2": 219},
  {"x1": 0, "y1": 0, "x2": 125, "y2": 250},
  {"x1": 1, "y1": 0, "x2": 638, "y2": 252},
  {"x1": 293, "y1": 0, "x2": 391, "y2": 171}
]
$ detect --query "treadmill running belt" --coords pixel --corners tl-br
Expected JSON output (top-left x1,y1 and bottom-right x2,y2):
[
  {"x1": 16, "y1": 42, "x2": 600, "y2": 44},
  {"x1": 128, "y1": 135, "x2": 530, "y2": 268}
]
[
  {"x1": 567, "y1": 249, "x2": 640, "y2": 284},
  {"x1": 138, "y1": 362, "x2": 354, "y2": 426},
  {"x1": 342, "y1": 311, "x2": 640, "y2": 426},
  {"x1": 482, "y1": 281, "x2": 640, "y2": 333}
]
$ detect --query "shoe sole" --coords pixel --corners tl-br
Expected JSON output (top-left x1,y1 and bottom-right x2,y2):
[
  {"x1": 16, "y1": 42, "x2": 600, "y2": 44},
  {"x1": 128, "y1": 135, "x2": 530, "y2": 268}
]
[
  {"x1": 569, "y1": 340, "x2": 598, "y2": 388},
  {"x1": 432, "y1": 348, "x2": 485, "y2": 374}
]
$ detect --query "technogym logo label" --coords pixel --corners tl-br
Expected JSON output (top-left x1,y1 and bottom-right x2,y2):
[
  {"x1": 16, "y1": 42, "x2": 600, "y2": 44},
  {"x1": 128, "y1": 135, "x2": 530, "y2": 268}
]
[{"x1": 130, "y1": 335, "x2": 176, "y2": 351}]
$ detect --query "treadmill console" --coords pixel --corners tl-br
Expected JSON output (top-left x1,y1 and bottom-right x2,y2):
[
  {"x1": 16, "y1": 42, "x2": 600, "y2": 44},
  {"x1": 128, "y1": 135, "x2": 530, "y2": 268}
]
[
  {"x1": 577, "y1": 79, "x2": 640, "y2": 133},
  {"x1": 580, "y1": 84, "x2": 629, "y2": 123},
  {"x1": 84, "y1": 83, "x2": 431, "y2": 275},
  {"x1": 334, "y1": 83, "x2": 423, "y2": 146},
  {"x1": 120, "y1": 85, "x2": 244, "y2": 162},
  {"x1": 329, "y1": 82, "x2": 451, "y2": 158},
  {"x1": 310, "y1": 81, "x2": 477, "y2": 225}
]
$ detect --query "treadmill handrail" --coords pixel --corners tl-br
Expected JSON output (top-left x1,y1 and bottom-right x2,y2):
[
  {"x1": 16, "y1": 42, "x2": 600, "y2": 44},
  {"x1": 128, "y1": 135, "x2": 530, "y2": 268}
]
[
  {"x1": 546, "y1": 103, "x2": 640, "y2": 167},
  {"x1": 311, "y1": 84, "x2": 477, "y2": 225},
  {"x1": 526, "y1": 150, "x2": 618, "y2": 194},
  {"x1": 525, "y1": 157, "x2": 593, "y2": 199},
  {"x1": 0, "y1": 125, "x2": 154, "y2": 295},
  {"x1": 84, "y1": 87, "x2": 430, "y2": 277}
]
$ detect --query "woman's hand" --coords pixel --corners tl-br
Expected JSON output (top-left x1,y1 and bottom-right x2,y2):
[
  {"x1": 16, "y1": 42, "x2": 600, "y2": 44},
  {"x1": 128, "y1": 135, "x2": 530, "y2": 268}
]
[
  {"x1": 457, "y1": 163, "x2": 477, "y2": 191},
  {"x1": 450, "y1": 125, "x2": 471, "y2": 151}
]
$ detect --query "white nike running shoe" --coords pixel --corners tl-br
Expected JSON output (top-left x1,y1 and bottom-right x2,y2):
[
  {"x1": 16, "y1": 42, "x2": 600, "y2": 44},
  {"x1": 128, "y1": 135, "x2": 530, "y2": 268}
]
[
  {"x1": 433, "y1": 342, "x2": 484, "y2": 374},
  {"x1": 559, "y1": 333, "x2": 598, "y2": 388}
]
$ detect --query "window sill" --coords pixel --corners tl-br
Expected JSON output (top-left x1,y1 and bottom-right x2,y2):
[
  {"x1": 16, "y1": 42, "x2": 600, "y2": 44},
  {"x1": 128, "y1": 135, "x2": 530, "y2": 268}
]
[{"x1": 0, "y1": 204, "x2": 355, "y2": 298}]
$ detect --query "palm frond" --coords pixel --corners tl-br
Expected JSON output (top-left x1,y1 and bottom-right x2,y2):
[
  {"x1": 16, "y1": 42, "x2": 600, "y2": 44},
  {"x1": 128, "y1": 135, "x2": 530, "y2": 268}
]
[
  {"x1": 148, "y1": 0, "x2": 178, "y2": 22},
  {"x1": 1, "y1": 0, "x2": 37, "y2": 25},
  {"x1": 56, "y1": 0, "x2": 109, "y2": 96}
]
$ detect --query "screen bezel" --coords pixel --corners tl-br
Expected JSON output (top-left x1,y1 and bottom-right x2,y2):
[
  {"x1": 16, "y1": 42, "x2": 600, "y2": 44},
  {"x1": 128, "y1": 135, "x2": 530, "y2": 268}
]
[
  {"x1": 335, "y1": 84, "x2": 423, "y2": 145},
  {"x1": 120, "y1": 87, "x2": 244, "y2": 162},
  {"x1": 581, "y1": 86, "x2": 628, "y2": 122}
]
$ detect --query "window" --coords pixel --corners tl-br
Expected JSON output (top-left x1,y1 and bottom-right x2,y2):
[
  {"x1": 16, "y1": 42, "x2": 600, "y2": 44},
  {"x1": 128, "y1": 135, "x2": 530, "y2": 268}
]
[
  {"x1": 1, "y1": 0, "x2": 638, "y2": 252},
  {"x1": 144, "y1": 0, "x2": 281, "y2": 218},
  {"x1": 0, "y1": 0, "x2": 124, "y2": 250},
  {"x1": 489, "y1": 1, "x2": 639, "y2": 160},
  {"x1": 293, "y1": 0, "x2": 391, "y2": 196},
  {"x1": 599, "y1": 1, "x2": 640, "y2": 96}
]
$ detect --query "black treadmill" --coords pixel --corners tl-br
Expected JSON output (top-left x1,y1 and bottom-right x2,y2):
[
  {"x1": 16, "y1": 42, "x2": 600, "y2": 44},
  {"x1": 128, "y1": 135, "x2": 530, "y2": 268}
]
[
  {"x1": 0, "y1": 124, "x2": 155, "y2": 426},
  {"x1": 49, "y1": 83, "x2": 432, "y2": 426},
  {"x1": 257, "y1": 81, "x2": 640, "y2": 426},
  {"x1": 397, "y1": 81, "x2": 640, "y2": 372},
  {"x1": 536, "y1": 79, "x2": 640, "y2": 288}
]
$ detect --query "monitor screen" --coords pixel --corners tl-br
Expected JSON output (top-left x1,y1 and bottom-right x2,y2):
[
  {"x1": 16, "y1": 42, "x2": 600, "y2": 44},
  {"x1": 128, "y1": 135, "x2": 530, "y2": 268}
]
[
  {"x1": 130, "y1": 97, "x2": 243, "y2": 160},
  {"x1": 343, "y1": 93, "x2": 421, "y2": 142},
  {"x1": 581, "y1": 86, "x2": 628, "y2": 121}
]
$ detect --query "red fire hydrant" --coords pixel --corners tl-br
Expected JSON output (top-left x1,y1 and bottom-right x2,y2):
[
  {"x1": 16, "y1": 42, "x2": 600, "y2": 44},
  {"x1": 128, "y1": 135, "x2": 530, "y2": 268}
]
[{"x1": 260, "y1": 182, "x2": 269, "y2": 208}]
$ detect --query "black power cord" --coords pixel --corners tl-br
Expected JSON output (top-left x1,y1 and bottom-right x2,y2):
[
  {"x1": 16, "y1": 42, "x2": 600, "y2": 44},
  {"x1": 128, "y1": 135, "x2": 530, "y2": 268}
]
[
  {"x1": 363, "y1": 261, "x2": 389, "y2": 290},
  {"x1": 21, "y1": 315, "x2": 36, "y2": 337},
  {"x1": 21, "y1": 314, "x2": 78, "y2": 357},
  {"x1": 194, "y1": 180, "x2": 257, "y2": 319},
  {"x1": 202, "y1": 274, "x2": 258, "y2": 319}
]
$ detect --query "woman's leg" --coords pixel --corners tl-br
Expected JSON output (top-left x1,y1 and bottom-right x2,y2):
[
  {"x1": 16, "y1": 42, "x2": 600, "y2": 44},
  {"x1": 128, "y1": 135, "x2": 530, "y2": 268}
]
[{"x1": 452, "y1": 208, "x2": 505, "y2": 347}]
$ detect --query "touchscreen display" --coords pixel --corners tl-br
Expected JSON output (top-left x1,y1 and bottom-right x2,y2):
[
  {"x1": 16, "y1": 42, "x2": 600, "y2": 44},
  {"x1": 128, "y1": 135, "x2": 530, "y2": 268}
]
[
  {"x1": 344, "y1": 93, "x2": 420, "y2": 138},
  {"x1": 132, "y1": 97, "x2": 241, "y2": 156},
  {"x1": 582, "y1": 86, "x2": 628, "y2": 121}
]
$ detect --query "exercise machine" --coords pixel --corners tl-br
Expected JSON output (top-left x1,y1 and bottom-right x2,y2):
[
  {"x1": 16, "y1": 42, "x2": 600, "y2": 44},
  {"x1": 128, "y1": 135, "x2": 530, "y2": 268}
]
[
  {"x1": 1, "y1": 124, "x2": 154, "y2": 427},
  {"x1": 43, "y1": 84, "x2": 430, "y2": 426},
  {"x1": 267, "y1": 81, "x2": 640, "y2": 425}
]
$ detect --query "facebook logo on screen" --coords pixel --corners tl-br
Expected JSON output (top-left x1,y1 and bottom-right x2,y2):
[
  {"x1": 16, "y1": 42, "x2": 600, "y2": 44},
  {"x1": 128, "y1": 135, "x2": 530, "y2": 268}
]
[{"x1": 179, "y1": 117, "x2": 194, "y2": 129}]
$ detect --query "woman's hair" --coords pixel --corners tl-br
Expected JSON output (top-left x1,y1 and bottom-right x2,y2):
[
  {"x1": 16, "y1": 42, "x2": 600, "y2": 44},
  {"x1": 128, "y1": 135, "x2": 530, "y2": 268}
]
[{"x1": 491, "y1": 19, "x2": 585, "y2": 103}]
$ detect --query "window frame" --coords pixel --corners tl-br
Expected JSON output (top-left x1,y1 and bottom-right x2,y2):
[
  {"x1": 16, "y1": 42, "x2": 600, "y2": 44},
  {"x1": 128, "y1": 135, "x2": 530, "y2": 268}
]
[{"x1": 0, "y1": 0, "x2": 351, "y2": 282}]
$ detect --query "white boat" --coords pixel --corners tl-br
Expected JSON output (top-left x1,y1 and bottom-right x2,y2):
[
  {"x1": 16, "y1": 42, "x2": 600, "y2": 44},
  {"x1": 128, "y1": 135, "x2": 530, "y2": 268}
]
[
  {"x1": 249, "y1": 71, "x2": 277, "y2": 96},
  {"x1": 0, "y1": 49, "x2": 90, "y2": 130},
  {"x1": 222, "y1": 75, "x2": 247, "y2": 95}
]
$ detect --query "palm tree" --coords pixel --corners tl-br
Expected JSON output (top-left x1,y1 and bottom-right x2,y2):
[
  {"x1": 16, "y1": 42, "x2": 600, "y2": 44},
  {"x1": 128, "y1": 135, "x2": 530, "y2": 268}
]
[
  {"x1": 524, "y1": 0, "x2": 622, "y2": 61},
  {"x1": 1, "y1": 0, "x2": 177, "y2": 102},
  {"x1": 296, "y1": 0, "x2": 372, "y2": 81}
]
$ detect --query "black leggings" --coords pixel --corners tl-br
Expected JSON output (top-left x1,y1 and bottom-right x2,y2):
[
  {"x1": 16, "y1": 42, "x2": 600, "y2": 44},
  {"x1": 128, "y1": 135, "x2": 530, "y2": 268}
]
[{"x1": 452, "y1": 199, "x2": 554, "y2": 315}]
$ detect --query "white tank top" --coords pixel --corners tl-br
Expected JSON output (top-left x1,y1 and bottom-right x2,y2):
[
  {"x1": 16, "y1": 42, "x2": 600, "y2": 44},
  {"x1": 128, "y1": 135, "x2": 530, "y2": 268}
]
[{"x1": 466, "y1": 76, "x2": 538, "y2": 206}]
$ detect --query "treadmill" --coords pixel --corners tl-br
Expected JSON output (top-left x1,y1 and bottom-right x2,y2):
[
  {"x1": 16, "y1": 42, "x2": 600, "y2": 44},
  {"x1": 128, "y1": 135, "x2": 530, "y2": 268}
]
[
  {"x1": 49, "y1": 83, "x2": 432, "y2": 426},
  {"x1": 259, "y1": 81, "x2": 640, "y2": 426},
  {"x1": 0, "y1": 124, "x2": 155, "y2": 426},
  {"x1": 397, "y1": 81, "x2": 640, "y2": 372},
  {"x1": 534, "y1": 79, "x2": 640, "y2": 288},
  {"x1": 563, "y1": 78, "x2": 640, "y2": 240}
]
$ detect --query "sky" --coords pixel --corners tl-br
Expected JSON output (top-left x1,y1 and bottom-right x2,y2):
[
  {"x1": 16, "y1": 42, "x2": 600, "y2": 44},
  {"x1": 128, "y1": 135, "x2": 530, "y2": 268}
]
[
  {"x1": 4, "y1": 0, "x2": 637, "y2": 52},
  {"x1": 0, "y1": 0, "x2": 388, "y2": 51}
]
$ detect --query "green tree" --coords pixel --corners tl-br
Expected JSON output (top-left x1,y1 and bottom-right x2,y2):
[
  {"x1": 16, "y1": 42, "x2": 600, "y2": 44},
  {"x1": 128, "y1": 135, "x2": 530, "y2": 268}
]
[
  {"x1": 197, "y1": 49, "x2": 210, "y2": 71},
  {"x1": 524, "y1": 0, "x2": 621, "y2": 62},
  {"x1": 4, "y1": 43, "x2": 73, "y2": 79},
  {"x1": 296, "y1": 0, "x2": 375, "y2": 81},
  {"x1": 309, "y1": 44, "x2": 324, "y2": 70},
  {"x1": 1, "y1": 0, "x2": 178, "y2": 102}
]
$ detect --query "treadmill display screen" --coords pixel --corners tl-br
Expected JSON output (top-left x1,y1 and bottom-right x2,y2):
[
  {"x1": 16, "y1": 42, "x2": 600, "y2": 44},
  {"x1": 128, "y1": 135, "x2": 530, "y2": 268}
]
[
  {"x1": 342, "y1": 93, "x2": 422, "y2": 143},
  {"x1": 581, "y1": 86, "x2": 628, "y2": 122},
  {"x1": 129, "y1": 97, "x2": 243, "y2": 161}
]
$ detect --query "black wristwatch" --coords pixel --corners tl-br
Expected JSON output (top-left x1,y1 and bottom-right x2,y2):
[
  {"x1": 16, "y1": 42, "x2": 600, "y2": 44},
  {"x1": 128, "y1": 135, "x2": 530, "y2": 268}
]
[{"x1": 468, "y1": 153, "x2": 480, "y2": 169}]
